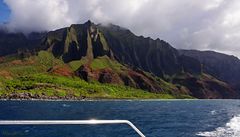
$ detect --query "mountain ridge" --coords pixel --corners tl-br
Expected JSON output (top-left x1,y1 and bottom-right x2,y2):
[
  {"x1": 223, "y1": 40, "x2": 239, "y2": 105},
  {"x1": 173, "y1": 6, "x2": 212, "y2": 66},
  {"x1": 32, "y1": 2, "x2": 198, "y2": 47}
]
[
  {"x1": 179, "y1": 49, "x2": 240, "y2": 91},
  {"x1": 0, "y1": 21, "x2": 239, "y2": 99}
]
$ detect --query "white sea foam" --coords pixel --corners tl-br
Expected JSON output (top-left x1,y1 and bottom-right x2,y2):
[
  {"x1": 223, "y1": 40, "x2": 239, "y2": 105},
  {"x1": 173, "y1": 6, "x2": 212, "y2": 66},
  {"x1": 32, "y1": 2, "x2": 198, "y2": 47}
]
[
  {"x1": 197, "y1": 115, "x2": 240, "y2": 137},
  {"x1": 62, "y1": 104, "x2": 71, "y2": 107},
  {"x1": 210, "y1": 110, "x2": 216, "y2": 115}
]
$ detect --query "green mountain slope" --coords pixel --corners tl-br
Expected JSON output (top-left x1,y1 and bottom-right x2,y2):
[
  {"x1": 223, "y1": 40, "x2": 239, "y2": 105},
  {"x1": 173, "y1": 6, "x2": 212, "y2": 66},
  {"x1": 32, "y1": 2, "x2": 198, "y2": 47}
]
[
  {"x1": 0, "y1": 51, "x2": 189, "y2": 99},
  {"x1": 0, "y1": 21, "x2": 239, "y2": 99}
]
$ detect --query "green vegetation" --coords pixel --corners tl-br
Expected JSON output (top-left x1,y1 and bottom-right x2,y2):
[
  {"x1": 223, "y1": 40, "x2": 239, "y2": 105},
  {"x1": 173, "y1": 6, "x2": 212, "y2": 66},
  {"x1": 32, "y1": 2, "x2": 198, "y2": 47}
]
[
  {"x1": 98, "y1": 32, "x2": 109, "y2": 50},
  {"x1": 91, "y1": 56, "x2": 124, "y2": 71},
  {"x1": 0, "y1": 51, "x2": 64, "y2": 77},
  {"x1": 0, "y1": 74, "x2": 177, "y2": 99},
  {"x1": 64, "y1": 27, "x2": 78, "y2": 53},
  {"x1": 9, "y1": 65, "x2": 39, "y2": 76},
  {"x1": 0, "y1": 50, "x2": 193, "y2": 100},
  {"x1": 37, "y1": 51, "x2": 64, "y2": 68},
  {"x1": 37, "y1": 51, "x2": 55, "y2": 67},
  {"x1": 68, "y1": 58, "x2": 88, "y2": 71}
]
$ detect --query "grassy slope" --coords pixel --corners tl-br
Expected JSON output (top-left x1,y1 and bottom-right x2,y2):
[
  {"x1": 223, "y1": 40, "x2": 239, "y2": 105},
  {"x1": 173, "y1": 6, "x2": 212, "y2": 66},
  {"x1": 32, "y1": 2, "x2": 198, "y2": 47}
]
[
  {"x1": 0, "y1": 74, "x2": 175, "y2": 99},
  {"x1": 0, "y1": 51, "x2": 188, "y2": 99},
  {"x1": 90, "y1": 56, "x2": 124, "y2": 71}
]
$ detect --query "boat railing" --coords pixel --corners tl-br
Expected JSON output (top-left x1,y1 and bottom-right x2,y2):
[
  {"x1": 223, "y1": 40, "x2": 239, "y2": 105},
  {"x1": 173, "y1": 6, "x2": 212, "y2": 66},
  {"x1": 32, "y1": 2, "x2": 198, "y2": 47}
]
[{"x1": 0, "y1": 120, "x2": 145, "y2": 137}]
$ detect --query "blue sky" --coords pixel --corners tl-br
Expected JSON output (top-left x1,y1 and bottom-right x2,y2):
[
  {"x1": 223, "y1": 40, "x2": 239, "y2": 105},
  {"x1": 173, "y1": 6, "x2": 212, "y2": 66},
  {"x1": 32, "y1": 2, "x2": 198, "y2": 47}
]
[{"x1": 0, "y1": 0, "x2": 10, "y2": 23}]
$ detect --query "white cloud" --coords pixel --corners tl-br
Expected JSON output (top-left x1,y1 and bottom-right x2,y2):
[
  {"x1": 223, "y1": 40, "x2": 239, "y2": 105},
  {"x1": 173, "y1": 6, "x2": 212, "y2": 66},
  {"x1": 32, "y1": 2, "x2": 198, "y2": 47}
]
[
  {"x1": 5, "y1": 0, "x2": 72, "y2": 32},
  {"x1": 3, "y1": 0, "x2": 240, "y2": 58},
  {"x1": 204, "y1": 0, "x2": 224, "y2": 10}
]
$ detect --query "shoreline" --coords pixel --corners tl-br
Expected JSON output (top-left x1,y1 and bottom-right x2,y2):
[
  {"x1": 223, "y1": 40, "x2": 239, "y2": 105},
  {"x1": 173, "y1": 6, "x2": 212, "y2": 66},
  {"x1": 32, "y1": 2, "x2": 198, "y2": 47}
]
[
  {"x1": 0, "y1": 92, "x2": 193, "y2": 101},
  {"x1": 0, "y1": 98, "x2": 238, "y2": 102},
  {"x1": 0, "y1": 93, "x2": 238, "y2": 101}
]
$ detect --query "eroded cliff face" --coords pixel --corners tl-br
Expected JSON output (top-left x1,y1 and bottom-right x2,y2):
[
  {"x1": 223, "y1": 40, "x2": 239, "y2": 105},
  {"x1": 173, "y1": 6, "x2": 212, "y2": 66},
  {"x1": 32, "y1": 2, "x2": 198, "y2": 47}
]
[
  {"x1": 43, "y1": 21, "x2": 114, "y2": 62},
  {"x1": 98, "y1": 24, "x2": 202, "y2": 77},
  {"x1": 43, "y1": 22, "x2": 202, "y2": 77}
]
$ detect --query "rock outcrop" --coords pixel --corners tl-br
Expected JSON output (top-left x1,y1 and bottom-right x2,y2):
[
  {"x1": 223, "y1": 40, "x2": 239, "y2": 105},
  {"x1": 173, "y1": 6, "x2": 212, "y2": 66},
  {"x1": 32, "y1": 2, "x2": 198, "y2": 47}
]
[{"x1": 43, "y1": 21, "x2": 114, "y2": 62}]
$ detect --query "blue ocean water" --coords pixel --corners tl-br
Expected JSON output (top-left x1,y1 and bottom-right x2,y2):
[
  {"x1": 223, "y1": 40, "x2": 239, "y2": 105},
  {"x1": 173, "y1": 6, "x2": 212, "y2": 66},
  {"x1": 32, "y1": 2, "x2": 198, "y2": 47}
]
[{"x1": 0, "y1": 100, "x2": 240, "y2": 137}]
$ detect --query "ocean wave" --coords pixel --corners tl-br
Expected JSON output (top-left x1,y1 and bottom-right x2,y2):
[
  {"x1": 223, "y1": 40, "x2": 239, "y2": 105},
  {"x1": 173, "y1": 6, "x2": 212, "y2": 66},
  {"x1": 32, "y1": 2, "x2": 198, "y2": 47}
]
[
  {"x1": 196, "y1": 115, "x2": 240, "y2": 137},
  {"x1": 62, "y1": 104, "x2": 71, "y2": 107},
  {"x1": 210, "y1": 110, "x2": 216, "y2": 115}
]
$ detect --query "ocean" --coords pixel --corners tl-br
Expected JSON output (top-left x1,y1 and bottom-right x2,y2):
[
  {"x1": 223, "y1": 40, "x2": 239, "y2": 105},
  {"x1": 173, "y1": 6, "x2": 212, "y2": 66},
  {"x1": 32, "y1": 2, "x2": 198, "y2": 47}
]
[{"x1": 0, "y1": 100, "x2": 239, "y2": 137}]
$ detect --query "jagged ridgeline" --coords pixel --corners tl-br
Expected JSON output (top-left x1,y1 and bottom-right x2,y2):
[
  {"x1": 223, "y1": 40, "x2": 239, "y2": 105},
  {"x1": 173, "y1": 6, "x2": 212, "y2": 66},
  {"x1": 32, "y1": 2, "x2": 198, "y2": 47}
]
[
  {"x1": 43, "y1": 21, "x2": 201, "y2": 76},
  {"x1": 0, "y1": 20, "x2": 239, "y2": 99},
  {"x1": 43, "y1": 21, "x2": 114, "y2": 62}
]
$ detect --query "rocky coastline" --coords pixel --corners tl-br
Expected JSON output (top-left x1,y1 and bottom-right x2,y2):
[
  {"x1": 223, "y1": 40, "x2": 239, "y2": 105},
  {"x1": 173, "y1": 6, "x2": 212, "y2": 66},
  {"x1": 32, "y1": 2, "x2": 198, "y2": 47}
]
[{"x1": 0, "y1": 92, "x2": 87, "y2": 101}]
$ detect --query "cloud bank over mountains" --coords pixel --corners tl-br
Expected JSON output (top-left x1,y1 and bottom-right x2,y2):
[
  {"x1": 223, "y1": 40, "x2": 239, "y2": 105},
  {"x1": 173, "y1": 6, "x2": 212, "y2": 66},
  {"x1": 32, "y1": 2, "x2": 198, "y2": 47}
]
[{"x1": 3, "y1": 0, "x2": 240, "y2": 57}]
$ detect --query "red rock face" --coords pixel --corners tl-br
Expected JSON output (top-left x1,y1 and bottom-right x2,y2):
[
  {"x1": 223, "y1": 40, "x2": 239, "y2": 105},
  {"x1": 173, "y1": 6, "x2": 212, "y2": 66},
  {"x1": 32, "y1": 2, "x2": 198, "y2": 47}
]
[
  {"x1": 0, "y1": 57, "x2": 4, "y2": 63},
  {"x1": 9, "y1": 59, "x2": 35, "y2": 66},
  {"x1": 75, "y1": 63, "x2": 238, "y2": 98},
  {"x1": 75, "y1": 64, "x2": 176, "y2": 93},
  {"x1": 75, "y1": 65, "x2": 92, "y2": 81},
  {"x1": 172, "y1": 73, "x2": 238, "y2": 99},
  {"x1": 98, "y1": 69, "x2": 123, "y2": 84},
  {"x1": 75, "y1": 65, "x2": 123, "y2": 84},
  {"x1": 0, "y1": 70, "x2": 12, "y2": 79},
  {"x1": 48, "y1": 65, "x2": 74, "y2": 77},
  {"x1": 127, "y1": 70, "x2": 160, "y2": 92}
]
